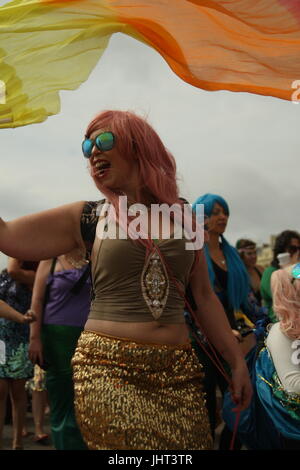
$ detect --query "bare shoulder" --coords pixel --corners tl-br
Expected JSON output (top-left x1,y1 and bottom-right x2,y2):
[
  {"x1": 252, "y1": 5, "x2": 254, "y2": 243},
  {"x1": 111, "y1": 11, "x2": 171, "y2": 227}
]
[
  {"x1": 34, "y1": 259, "x2": 54, "y2": 279},
  {"x1": 37, "y1": 259, "x2": 53, "y2": 270}
]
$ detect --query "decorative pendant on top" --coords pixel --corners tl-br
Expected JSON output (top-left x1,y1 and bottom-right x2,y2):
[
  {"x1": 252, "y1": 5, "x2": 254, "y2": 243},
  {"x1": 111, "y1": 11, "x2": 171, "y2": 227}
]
[{"x1": 141, "y1": 248, "x2": 169, "y2": 320}]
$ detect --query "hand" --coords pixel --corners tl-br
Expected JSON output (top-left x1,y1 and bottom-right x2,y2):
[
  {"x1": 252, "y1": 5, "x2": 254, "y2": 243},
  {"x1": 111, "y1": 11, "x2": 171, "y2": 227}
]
[
  {"x1": 29, "y1": 337, "x2": 43, "y2": 366},
  {"x1": 229, "y1": 362, "x2": 253, "y2": 412},
  {"x1": 231, "y1": 329, "x2": 243, "y2": 343},
  {"x1": 22, "y1": 310, "x2": 37, "y2": 324}
]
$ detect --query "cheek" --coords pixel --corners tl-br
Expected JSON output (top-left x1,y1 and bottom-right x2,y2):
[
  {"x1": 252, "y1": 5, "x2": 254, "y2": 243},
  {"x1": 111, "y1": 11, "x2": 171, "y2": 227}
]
[{"x1": 206, "y1": 216, "x2": 215, "y2": 227}]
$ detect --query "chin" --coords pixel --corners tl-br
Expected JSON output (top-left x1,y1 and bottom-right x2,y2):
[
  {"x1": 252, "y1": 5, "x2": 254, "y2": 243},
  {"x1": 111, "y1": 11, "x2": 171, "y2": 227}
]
[
  {"x1": 93, "y1": 174, "x2": 113, "y2": 189},
  {"x1": 92, "y1": 176, "x2": 108, "y2": 193}
]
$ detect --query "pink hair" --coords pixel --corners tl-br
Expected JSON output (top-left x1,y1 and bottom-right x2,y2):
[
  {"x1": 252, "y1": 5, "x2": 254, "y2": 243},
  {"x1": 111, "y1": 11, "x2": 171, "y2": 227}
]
[
  {"x1": 271, "y1": 267, "x2": 300, "y2": 340},
  {"x1": 85, "y1": 110, "x2": 203, "y2": 271}
]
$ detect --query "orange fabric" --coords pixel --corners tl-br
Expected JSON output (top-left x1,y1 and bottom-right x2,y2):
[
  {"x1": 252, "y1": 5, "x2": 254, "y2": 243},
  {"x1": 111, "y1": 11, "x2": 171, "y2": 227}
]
[
  {"x1": 1, "y1": 0, "x2": 300, "y2": 128},
  {"x1": 112, "y1": 0, "x2": 300, "y2": 100}
]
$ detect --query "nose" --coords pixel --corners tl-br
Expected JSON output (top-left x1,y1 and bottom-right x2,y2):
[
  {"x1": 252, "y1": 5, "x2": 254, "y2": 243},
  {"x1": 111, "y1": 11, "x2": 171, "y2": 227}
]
[{"x1": 91, "y1": 149, "x2": 104, "y2": 162}]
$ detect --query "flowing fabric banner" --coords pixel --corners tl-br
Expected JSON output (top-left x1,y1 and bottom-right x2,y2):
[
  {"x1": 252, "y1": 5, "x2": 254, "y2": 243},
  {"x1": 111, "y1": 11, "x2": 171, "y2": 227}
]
[{"x1": 0, "y1": 0, "x2": 300, "y2": 128}]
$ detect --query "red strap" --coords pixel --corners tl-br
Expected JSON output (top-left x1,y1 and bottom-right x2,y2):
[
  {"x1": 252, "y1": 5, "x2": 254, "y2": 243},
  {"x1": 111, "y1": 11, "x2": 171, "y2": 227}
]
[
  {"x1": 230, "y1": 410, "x2": 241, "y2": 450},
  {"x1": 153, "y1": 244, "x2": 232, "y2": 383}
]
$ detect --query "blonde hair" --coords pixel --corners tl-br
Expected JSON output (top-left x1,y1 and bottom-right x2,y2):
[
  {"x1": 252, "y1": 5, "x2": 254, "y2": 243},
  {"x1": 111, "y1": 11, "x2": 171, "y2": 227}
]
[{"x1": 271, "y1": 265, "x2": 300, "y2": 340}]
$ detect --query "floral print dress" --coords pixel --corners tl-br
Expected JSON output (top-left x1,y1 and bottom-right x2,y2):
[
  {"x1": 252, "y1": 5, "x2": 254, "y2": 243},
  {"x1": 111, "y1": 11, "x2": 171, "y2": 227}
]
[{"x1": 0, "y1": 266, "x2": 35, "y2": 379}]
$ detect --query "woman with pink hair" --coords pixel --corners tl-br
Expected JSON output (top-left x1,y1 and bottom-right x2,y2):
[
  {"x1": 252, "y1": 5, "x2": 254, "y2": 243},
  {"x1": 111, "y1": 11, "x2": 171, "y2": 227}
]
[
  {"x1": 223, "y1": 262, "x2": 300, "y2": 449},
  {"x1": 262, "y1": 263, "x2": 300, "y2": 448},
  {"x1": 0, "y1": 110, "x2": 252, "y2": 450}
]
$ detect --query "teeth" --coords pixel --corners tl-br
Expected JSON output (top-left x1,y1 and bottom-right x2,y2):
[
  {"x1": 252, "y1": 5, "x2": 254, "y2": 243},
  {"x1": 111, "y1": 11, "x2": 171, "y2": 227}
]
[{"x1": 95, "y1": 161, "x2": 110, "y2": 170}]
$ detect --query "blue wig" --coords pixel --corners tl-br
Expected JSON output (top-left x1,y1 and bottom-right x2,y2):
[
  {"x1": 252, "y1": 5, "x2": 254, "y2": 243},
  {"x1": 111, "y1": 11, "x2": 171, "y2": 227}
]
[{"x1": 192, "y1": 193, "x2": 250, "y2": 311}]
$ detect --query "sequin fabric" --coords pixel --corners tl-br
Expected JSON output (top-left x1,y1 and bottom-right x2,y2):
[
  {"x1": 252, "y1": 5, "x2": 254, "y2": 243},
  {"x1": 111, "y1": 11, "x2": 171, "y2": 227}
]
[{"x1": 72, "y1": 331, "x2": 212, "y2": 450}]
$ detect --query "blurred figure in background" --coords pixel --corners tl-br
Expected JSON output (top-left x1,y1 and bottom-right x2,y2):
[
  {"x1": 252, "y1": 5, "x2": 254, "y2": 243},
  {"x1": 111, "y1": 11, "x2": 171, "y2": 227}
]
[
  {"x1": 192, "y1": 194, "x2": 252, "y2": 449},
  {"x1": 223, "y1": 261, "x2": 300, "y2": 449},
  {"x1": 0, "y1": 258, "x2": 37, "y2": 449},
  {"x1": 25, "y1": 364, "x2": 49, "y2": 444},
  {"x1": 236, "y1": 239, "x2": 264, "y2": 306},
  {"x1": 260, "y1": 230, "x2": 300, "y2": 323},
  {"x1": 0, "y1": 300, "x2": 35, "y2": 324},
  {"x1": 29, "y1": 249, "x2": 91, "y2": 450}
]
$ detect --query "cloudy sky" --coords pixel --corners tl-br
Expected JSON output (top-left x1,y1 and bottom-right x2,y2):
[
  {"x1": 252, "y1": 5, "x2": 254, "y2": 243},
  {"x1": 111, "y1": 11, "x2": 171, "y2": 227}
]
[{"x1": 0, "y1": 7, "x2": 299, "y2": 269}]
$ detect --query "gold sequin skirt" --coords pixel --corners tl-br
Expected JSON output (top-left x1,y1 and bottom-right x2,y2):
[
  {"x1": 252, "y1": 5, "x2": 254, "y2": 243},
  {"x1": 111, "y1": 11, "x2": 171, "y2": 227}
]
[{"x1": 72, "y1": 331, "x2": 212, "y2": 450}]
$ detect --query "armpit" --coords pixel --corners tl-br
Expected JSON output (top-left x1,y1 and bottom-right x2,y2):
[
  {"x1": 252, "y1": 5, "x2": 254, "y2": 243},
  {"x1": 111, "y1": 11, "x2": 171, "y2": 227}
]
[{"x1": 80, "y1": 200, "x2": 104, "y2": 256}]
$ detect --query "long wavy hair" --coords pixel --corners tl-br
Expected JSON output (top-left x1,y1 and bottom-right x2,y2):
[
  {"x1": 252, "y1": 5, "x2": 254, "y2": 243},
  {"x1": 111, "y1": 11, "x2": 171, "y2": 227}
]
[
  {"x1": 85, "y1": 110, "x2": 203, "y2": 260},
  {"x1": 271, "y1": 230, "x2": 300, "y2": 269},
  {"x1": 271, "y1": 266, "x2": 300, "y2": 340},
  {"x1": 192, "y1": 193, "x2": 250, "y2": 311}
]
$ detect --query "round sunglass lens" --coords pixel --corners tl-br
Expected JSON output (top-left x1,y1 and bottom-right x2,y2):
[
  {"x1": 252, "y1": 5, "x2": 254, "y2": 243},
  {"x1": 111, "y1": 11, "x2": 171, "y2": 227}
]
[
  {"x1": 95, "y1": 132, "x2": 115, "y2": 152},
  {"x1": 82, "y1": 139, "x2": 94, "y2": 158}
]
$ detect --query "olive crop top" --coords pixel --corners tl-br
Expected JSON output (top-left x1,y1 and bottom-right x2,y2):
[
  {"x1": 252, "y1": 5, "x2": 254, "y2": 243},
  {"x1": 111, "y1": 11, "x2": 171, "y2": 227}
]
[{"x1": 81, "y1": 201, "x2": 195, "y2": 324}]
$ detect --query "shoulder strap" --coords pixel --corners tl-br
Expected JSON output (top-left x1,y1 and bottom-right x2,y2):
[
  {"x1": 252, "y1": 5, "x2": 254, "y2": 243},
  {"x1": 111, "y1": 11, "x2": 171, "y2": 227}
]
[
  {"x1": 50, "y1": 257, "x2": 57, "y2": 275},
  {"x1": 89, "y1": 217, "x2": 107, "y2": 301},
  {"x1": 69, "y1": 262, "x2": 91, "y2": 295},
  {"x1": 80, "y1": 199, "x2": 106, "y2": 257}
]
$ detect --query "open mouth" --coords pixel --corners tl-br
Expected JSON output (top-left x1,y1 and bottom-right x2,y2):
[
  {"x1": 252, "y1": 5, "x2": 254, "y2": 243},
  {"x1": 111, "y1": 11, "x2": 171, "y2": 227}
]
[{"x1": 94, "y1": 160, "x2": 111, "y2": 177}]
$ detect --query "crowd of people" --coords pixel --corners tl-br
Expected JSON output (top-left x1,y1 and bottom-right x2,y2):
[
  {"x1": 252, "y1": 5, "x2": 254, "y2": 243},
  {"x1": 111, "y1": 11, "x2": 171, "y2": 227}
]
[{"x1": 0, "y1": 110, "x2": 299, "y2": 450}]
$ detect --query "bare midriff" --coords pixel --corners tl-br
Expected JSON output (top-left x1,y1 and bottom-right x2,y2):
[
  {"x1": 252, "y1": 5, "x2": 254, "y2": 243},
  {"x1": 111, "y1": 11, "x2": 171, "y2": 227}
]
[{"x1": 84, "y1": 319, "x2": 190, "y2": 345}]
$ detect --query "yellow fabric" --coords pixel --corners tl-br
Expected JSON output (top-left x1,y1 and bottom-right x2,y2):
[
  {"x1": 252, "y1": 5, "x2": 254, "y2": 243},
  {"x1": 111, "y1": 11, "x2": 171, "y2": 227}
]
[
  {"x1": 235, "y1": 311, "x2": 255, "y2": 329},
  {"x1": 1, "y1": 0, "x2": 300, "y2": 128}
]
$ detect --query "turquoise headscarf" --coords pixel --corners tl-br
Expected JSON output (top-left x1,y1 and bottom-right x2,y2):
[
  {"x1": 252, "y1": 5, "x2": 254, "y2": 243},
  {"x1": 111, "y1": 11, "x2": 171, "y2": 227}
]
[{"x1": 192, "y1": 193, "x2": 250, "y2": 311}]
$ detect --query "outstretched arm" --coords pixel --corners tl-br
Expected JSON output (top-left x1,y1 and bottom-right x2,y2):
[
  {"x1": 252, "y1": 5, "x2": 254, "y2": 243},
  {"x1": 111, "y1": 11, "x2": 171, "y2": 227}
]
[
  {"x1": 0, "y1": 300, "x2": 35, "y2": 323},
  {"x1": 0, "y1": 201, "x2": 85, "y2": 260},
  {"x1": 189, "y1": 250, "x2": 252, "y2": 411}
]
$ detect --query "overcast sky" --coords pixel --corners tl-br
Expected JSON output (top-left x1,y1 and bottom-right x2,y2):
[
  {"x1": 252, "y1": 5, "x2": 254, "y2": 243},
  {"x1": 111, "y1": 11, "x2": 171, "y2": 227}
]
[{"x1": 0, "y1": 11, "x2": 299, "y2": 269}]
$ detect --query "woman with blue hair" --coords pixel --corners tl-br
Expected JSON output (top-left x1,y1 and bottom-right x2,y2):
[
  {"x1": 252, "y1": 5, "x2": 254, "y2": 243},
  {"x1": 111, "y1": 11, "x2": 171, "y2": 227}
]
[{"x1": 192, "y1": 193, "x2": 253, "y2": 448}]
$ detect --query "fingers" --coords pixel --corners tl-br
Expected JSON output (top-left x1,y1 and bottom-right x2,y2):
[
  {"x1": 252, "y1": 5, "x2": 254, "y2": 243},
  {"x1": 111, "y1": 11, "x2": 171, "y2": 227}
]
[
  {"x1": 25, "y1": 309, "x2": 37, "y2": 323},
  {"x1": 23, "y1": 315, "x2": 32, "y2": 323},
  {"x1": 38, "y1": 351, "x2": 44, "y2": 366},
  {"x1": 230, "y1": 369, "x2": 253, "y2": 412},
  {"x1": 231, "y1": 383, "x2": 252, "y2": 412},
  {"x1": 28, "y1": 347, "x2": 43, "y2": 366},
  {"x1": 24, "y1": 312, "x2": 36, "y2": 323},
  {"x1": 28, "y1": 350, "x2": 36, "y2": 364},
  {"x1": 231, "y1": 329, "x2": 243, "y2": 343}
]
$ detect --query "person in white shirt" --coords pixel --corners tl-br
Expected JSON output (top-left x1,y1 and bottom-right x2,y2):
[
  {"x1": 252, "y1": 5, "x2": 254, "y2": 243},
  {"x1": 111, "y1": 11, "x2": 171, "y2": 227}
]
[
  {"x1": 269, "y1": 263, "x2": 300, "y2": 395},
  {"x1": 222, "y1": 261, "x2": 300, "y2": 450}
]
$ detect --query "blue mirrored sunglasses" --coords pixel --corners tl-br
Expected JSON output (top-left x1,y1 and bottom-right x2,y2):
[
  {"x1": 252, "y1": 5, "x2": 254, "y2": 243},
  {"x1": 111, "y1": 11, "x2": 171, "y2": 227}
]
[{"x1": 82, "y1": 131, "x2": 115, "y2": 158}]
